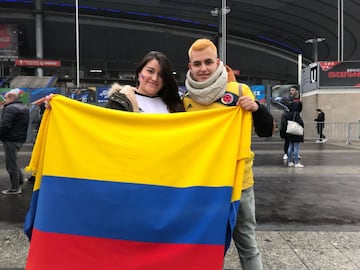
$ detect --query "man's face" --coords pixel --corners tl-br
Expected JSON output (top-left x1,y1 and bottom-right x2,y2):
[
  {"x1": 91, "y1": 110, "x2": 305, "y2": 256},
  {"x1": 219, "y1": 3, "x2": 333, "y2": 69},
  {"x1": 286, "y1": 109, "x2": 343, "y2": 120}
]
[
  {"x1": 289, "y1": 87, "x2": 298, "y2": 96},
  {"x1": 188, "y1": 46, "x2": 220, "y2": 82},
  {"x1": 4, "y1": 94, "x2": 16, "y2": 105}
]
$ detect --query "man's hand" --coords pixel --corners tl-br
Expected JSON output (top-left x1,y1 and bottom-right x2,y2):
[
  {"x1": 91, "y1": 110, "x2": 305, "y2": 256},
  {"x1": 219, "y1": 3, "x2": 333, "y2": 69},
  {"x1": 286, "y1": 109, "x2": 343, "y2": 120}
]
[{"x1": 237, "y1": 96, "x2": 259, "y2": 112}]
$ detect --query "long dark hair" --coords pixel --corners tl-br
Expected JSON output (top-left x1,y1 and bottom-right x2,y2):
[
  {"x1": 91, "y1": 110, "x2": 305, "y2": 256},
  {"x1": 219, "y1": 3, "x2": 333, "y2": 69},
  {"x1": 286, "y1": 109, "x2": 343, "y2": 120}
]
[{"x1": 135, "y1": 51, "x2": 185, "y2": 113}]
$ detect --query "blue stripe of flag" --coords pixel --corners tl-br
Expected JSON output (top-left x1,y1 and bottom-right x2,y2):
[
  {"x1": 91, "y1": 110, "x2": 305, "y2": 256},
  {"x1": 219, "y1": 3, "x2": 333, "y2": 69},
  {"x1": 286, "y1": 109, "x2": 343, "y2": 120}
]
[{"x1": 34, "y1": 176, "x2": 232, "y2": 245}]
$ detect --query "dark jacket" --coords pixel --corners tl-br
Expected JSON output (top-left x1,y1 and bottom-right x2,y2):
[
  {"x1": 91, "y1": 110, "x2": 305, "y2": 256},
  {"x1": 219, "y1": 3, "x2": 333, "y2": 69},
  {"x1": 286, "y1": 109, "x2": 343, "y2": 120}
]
[
  {"x1": 252, "y1": 102, "x2": 274, "y2": 137},
  {"x1": 280, "y1": 111, "x2": 304, "y2": 142},
  {"x1": 288, "y1": 96, "x2": 303, "y2": 113},
  {"x1": 314, "y1": 111, "x2": 325, "y2": 129},
  {"x1": 0, "y1": 100, "x2": 30, "y2": 142},
  {"x1": 105, "y1": 92, "x2": 134, "y2": 112}
]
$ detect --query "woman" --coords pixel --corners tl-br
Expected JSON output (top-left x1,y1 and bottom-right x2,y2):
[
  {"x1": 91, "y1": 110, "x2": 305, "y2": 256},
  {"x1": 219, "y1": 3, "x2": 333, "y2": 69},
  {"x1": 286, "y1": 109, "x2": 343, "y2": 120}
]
[
  {"x1": 280, "y1": 101, "x2": 304, "y2": 168},
  {"x1": 107, "y1": 51, "x2": 184, "y2": 113},
  {"x1": 282, "y1": 85, "x2": 302, "y2": 160}
]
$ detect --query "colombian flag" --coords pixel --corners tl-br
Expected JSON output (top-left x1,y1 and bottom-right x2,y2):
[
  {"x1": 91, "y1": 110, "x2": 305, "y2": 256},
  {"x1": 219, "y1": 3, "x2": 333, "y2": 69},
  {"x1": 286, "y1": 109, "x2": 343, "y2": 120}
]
[{"x1": 24, "y1": 95, "x2": 252, "y2": 270}]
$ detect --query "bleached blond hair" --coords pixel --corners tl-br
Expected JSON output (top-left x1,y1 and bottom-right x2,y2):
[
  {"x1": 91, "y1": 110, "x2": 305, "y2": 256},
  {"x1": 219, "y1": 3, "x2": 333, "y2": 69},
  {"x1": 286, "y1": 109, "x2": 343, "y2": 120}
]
[{"x1": 188, "y1": 38, "x2": 218, "y2": 59}]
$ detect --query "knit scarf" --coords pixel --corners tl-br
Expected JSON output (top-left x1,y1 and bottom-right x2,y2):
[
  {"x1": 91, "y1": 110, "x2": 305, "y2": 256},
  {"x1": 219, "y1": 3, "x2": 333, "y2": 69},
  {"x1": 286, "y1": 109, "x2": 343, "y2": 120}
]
[{"x1": 185, "y1": 61, "x2": 228, "y2": 105}]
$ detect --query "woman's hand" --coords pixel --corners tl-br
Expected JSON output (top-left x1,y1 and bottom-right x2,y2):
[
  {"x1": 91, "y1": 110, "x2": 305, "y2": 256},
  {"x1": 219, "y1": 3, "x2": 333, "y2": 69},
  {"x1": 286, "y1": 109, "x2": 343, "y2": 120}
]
[
  {"x1": 32, "y1": 94, "x2": 54, "y2": 109},
  {"x1": 44, "y1": 94, "x2": 54, "y2": 109}
]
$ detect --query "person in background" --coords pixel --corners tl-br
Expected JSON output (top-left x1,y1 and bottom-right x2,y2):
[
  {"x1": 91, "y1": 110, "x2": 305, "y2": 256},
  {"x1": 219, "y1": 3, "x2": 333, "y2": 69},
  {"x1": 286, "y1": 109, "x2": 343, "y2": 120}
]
[
  {"x1": 183, "y1": 38, "x2": 274, "y2": 270},
  {"x1": 27, "y1": 101, "x2": 46, "y2": 183},
  {"x1": 283, "y1": 85, "x2": 302, "y2": 160},
  {"x1": 314, "y1": 108, "x2": 327, "y2": 143},
  {"x1": 0, "y1": 88, "x2": 30, "y2": 195},
  {"x1": 280, "y1": 101, "x2": 304, "y2": 168}
]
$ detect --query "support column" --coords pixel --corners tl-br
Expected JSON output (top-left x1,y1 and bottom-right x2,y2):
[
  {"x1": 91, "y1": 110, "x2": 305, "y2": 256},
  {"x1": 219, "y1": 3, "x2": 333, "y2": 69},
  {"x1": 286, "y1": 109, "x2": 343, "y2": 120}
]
[
  {"x1": 220, "y1": 0, "x2": 226, "y2": 64},
  {"x1": 212, "y1": 0, "x2": 229, "y2": 64},
  {"x1": 76, "y1": 0, "x2": 80, "y2": 88},
  {"x1": 338, "y1": 0, "x2": 344, "y2": 61},
  {"x1": 35, "y1": 0, "x2": 43, "y2": 76}
]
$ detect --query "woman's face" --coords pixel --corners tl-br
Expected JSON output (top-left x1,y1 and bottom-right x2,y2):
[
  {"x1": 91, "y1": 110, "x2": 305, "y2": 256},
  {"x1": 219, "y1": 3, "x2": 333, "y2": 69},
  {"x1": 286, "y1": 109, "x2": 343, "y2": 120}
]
[{"x1": 137, "y1": 59, "x2": 164, "y2": 97}]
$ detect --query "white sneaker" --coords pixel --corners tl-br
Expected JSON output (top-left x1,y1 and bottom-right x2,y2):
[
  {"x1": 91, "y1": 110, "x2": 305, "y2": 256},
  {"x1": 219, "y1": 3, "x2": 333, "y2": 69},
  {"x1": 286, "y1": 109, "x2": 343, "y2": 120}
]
[
  {"x1": 283, "y1": 154, "x2": 288, "y2": 160},
  {"x1": 295, "y1": 163, "x2": 304, "y2": 168},
  {"x1": 315, "y1": 139, "x2": 321, "y2": 143},
  {"x1": 1, "y1": 188, "x2": 22, "y2": 195},
  {"x1": 322, "y1": 138, "x2": 328, "y2": 143},
  {"x1": 288, "y1": 162, "x2": 295, "y2": 167}
]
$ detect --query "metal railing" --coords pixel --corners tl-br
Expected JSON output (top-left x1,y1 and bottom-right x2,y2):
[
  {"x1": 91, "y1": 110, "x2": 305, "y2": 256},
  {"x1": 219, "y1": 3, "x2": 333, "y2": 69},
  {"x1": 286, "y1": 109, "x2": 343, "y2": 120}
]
[{"x1": 303, "y1": 121, "x2": 360, "y2": 147}]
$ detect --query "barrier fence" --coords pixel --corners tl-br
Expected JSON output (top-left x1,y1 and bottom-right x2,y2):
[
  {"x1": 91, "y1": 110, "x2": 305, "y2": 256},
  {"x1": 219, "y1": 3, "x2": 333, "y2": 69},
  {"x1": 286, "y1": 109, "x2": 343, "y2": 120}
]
[{"x1": 303, "y1": 121, "x2": 360, "y2": 146}]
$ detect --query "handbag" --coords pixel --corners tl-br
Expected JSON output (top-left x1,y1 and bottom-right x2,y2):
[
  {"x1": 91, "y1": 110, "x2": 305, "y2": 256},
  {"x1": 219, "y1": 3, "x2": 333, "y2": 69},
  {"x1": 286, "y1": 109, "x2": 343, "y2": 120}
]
[{"x1": 286, "y1": 113, "x2": 303, "y2": 135}]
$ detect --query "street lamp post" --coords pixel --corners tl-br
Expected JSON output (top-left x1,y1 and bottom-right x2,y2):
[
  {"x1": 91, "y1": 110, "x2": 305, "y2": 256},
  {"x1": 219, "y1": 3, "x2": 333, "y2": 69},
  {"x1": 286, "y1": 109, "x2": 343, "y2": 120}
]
[
  {"x1": 305, "y1": 37, "x2": 325, "y2": 63},
  {"x1": 75, "y1": 0, "x2": 80, "y2": 88},
  {"x1": 210, "y1": 1, "x2": 230, "y2": 64}
]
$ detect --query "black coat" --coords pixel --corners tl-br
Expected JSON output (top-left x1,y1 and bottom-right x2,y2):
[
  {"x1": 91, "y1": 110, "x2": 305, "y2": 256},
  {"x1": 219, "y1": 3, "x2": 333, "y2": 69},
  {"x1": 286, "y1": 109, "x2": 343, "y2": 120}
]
[
  {"x1": 0, "y1": 100, "x2": 30, "y2": 142},
  {"x1": 280, "y1": 111, "x2": 304, "y2": 142},
  {"x1": 314, "y1": 111, "x2": 325, "y2": 130}
]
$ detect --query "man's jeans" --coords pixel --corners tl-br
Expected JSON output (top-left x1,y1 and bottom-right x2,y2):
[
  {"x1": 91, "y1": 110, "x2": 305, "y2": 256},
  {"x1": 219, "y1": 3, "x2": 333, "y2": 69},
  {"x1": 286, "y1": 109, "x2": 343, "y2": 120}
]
[
  {"x1": 233, "y1": 187, "x2": 263, "y2": 270},
  {"x1": 3, "y1": 141, "x2": 24, "y2": 190}
]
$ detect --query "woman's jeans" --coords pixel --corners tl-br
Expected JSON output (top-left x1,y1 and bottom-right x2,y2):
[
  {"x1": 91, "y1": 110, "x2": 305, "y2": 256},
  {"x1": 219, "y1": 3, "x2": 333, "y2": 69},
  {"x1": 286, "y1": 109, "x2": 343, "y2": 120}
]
[{"x1": 287, "y1": 142, "x2": 300, "y2": 163}]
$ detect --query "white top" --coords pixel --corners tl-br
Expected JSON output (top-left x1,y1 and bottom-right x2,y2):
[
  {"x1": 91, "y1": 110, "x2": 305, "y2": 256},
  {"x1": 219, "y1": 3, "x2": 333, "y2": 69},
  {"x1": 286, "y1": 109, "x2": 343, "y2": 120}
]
[{"x1": 135, "y1": 93, "x2": 168, "y2": 113}]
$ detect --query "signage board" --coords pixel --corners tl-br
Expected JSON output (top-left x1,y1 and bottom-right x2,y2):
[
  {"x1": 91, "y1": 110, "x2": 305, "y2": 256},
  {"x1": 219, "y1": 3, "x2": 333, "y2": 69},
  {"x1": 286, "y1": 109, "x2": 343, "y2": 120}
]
[
  {"x1": 318, "y1": 61, "x2": 360, "y2": 87},
  {"x1": 15, "y1": 59, "x2": 61, "y2": 67},
  {"x1": 0, "y1": 24, "x2": 18, "y2": 59}
]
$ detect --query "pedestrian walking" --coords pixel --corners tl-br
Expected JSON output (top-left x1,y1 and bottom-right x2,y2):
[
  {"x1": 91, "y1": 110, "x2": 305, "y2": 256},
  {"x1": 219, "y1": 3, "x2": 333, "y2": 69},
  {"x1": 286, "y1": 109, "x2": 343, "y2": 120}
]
[
  {"x1": 0, "y1": 88, "x2": 30, "y2": 195},
  {"x1": 314, "y1": 108, "x2": 327, "y2": 143}
]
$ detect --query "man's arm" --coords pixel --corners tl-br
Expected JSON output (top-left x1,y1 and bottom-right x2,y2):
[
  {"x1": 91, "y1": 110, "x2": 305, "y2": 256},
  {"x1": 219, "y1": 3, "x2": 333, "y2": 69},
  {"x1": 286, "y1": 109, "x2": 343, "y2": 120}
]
[
  {"x1": 237, "y1": 95, "x2": 274, "y2": 137},
  {"x1": 252, "y1": 102, "x2": 274, "y2": 137}
]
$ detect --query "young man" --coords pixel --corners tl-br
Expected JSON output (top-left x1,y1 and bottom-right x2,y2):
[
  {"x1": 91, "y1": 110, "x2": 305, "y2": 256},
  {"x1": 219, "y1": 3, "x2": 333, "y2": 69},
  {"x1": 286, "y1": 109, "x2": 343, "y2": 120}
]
[
  {"x1": 0, "y1": 88, "x2": 30, "y2": 195},
  {"x1": 183, "y1": 38, "x2": 273, "y2": 270}
]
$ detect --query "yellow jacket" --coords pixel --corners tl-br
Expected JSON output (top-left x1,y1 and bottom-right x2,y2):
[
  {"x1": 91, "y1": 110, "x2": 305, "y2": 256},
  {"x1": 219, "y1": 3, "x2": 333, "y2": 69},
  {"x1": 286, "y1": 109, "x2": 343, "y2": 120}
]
[{"x1": 183, "y1": 81, "x2": 255, "y2": 190}]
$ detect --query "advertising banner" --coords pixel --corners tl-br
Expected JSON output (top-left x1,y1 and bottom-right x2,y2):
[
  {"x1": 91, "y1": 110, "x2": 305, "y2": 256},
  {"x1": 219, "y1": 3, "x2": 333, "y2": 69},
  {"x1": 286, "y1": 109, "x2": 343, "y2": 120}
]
[
  {"x1": 96, "y1": 86, "x2": 110, "y2": 104},
  {"x1": 250, "y1": 85, "x2": 265, "y2": 103},
  {"x1": 318, "y1": 61, "x2": 360, "y2": 87},
  {"x1": 0, "y1": 24, "x2": 18, "y2": 59},
  {"x1": 15, "y1": 59, "x2": 61, "y2": 67}
]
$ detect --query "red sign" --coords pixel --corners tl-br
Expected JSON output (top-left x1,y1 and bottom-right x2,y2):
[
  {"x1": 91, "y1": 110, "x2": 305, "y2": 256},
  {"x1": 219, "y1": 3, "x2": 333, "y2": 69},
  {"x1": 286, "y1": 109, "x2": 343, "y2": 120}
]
[
  {"x1": 0, "y1": 25, "x2": 11, "y2": 49},
  {"x1": 0, "y1": 24, "x2": 18, "y2": 58},
  {"x1": 15, "y1": 59, "x2": 61, "y2": 67},
  {"x1": 319, "y1": 61, "x2": 341, "y2": 71}
]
